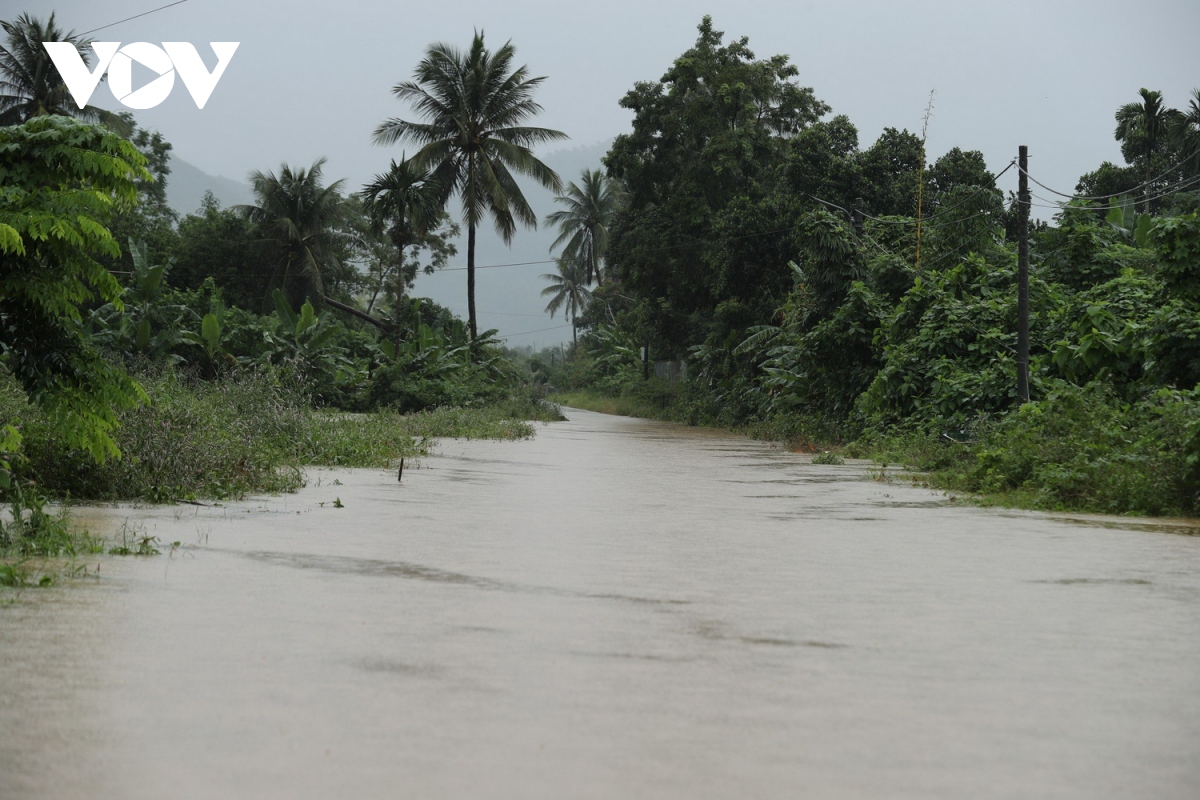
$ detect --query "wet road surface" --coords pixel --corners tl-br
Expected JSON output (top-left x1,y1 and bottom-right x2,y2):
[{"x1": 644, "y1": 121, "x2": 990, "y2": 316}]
[{"x1": 2, "y1": 408, "x2": 1198, "y2": 798}]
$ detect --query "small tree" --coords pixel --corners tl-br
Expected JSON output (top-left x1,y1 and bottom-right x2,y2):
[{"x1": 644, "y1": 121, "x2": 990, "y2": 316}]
[
  {"x1": 0, "y1": 116, "x2": 149, "y2": 460},
  {"x1": 540, "y1": 256, "x2": 592, "y2": 347},
  {"x1": 545, "y1": 169, "x2": 624, "y2": 286},
  {"x1": 359, "y1": 157, "x2": 457, "y2": 340}
]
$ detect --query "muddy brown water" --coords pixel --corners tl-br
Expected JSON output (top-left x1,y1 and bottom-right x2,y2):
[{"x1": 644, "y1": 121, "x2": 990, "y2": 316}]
[{"x1": 2, "y1": 408, "x2": 1199, "y2": 799}]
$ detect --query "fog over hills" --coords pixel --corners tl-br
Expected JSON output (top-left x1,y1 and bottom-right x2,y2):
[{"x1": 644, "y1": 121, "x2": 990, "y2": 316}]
[
  {"x1": 166, "y1": 141, "x2": 610, "y2": 348},
  {"x1": 165, "y1": 155, "x2": 253, "y2": 215}
]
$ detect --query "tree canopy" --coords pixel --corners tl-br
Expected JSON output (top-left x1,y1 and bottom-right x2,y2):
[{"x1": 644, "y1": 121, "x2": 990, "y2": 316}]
[
  {"x1": 0, "y1": 116, "x2": 149, "y2": 460},
  {"x1": 0, "y1": 12, "x2": 129, "y2": 132},
  {"x1": 546, "y1": 169, "x2": 624, "y2": 286},
  {"x1": 240, "y1": 158, "x2": 348, "y2": 311}
]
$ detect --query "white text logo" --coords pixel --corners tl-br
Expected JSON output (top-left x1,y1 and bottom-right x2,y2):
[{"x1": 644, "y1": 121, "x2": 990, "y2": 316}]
[{"x1": 43, "y1": 42, "x2": 239, "y2": 110}]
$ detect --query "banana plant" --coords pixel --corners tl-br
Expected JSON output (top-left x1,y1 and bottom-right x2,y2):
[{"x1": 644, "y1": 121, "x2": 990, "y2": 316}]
[
  {"x1": 126, "y1": 239, "x2": 168, "y2": 304},
  {"x1": 1105, "y1": 195, "x2": 1154, "y2": 248},
  {"x1": 588, "y1": 324, "x2": 642, "y2": 371},
  {"x1": 257, "y1": 290, "x2": 353, "y2": 385},
  {"x1": 181, "y1": 300, "x2": 235, "y2": 378},
  {"x1": 87, "y1": 238, "x2": 185, "y2": 362}
]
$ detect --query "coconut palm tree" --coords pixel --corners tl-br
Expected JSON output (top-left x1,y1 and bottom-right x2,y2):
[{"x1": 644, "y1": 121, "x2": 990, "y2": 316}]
[
  {"x1": 240, "y1": 159, "x2": 346, "y2": 310},
  {"x1": 373, "y1": 31, "x2": 568, "y2": 341},
  {"x1": 541, "y1": 255, "x2": 592, "y2": 347},
  {"x1": 359, "y1": 157, "x2": 446, "y2": 338},
  {"x1": 1169, "y1": 88, "x2": 1200, "y2": 180},
  {"x1": 1115, "y1": 88, "x2": 1180, "y2": 211},
  {"x1": 545, "y1": 169, "x2": 624, "y2": 286},
  {"x1": 0, "y1": 12, "x2": 129, "y2": 131}
]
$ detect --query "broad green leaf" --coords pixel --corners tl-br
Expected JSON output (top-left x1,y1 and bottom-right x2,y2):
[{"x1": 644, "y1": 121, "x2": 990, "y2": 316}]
[
  {"x1": 272, "y1": 289, "x2": 298, "y2": 330},
  {"x1": 201, "y1": 313, "x2": 221, "y2": 352},
  {"x1": 1134, "y1": 214, "x2": 1152, "y2": 249},
  {"x1": 296, "y1": 301, "x2": 317, "y2": 336}
]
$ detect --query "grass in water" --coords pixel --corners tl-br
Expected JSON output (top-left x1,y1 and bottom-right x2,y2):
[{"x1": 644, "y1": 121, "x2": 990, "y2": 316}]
[
  {"x1": 1, "y1": 484, "x2": 104, "y2": 591},
  {"x1": 2, "y1": 369, "x2": 564, "y2": 503}
]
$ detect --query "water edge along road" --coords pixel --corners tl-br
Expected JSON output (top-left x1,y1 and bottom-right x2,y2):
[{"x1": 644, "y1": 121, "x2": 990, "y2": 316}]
[{"x1": 2, "y1": 408, "x2": 1198, "y2": 799}]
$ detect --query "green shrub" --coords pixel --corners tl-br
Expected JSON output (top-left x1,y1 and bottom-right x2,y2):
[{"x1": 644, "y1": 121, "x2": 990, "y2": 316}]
[
  {"x1": 2, "y1": 364, "x2": 559, "y2": 503},
  {"x1": 7, "y1": 367, "x2": 308, "y2": 501},
  {"x1": 944, "y1": 382, "x2": 1199, "y2": 515}
]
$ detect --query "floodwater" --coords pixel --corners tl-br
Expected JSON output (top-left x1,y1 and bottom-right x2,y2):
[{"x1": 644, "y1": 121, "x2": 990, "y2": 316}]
[{"x1": 1, "y1": 409, "x2": 1199, "y2": 799}]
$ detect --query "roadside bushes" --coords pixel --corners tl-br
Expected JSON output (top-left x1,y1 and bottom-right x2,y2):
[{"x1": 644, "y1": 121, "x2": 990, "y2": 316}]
[
  {"x1": 941, "y1": 383, "x2": 1199, "y2": 515},
  {"x1": 6, "y1": 368, "x2": 309, "y2": 501},
  {"x1": 2, "y1": 365, "x2": 562, "y2": 503},
  {"x1": 364, "y1": 357, "x2": 509, "y2": 412}
]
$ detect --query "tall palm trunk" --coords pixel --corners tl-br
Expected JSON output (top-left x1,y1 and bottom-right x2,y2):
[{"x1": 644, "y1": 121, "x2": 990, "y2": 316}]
[
  {"x1": 1143, "y1": 138, "x2": 1154, "y2": 214},
  {"x1": 466, "y1": 149, "x2": 479, "y2": 343},
  {"x1": 467, "y1": 222, "x2": 478, "y2": 341},
  {"x1": 591, "y1": 242, "x2": 602, "y2": 286},
  {"x1": 393, "y1": 238, "x2": 407, "y2": 348}
]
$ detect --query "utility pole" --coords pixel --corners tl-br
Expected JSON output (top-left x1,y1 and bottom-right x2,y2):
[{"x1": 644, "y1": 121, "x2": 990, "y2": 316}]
[
  {"x1": 852, "y1": 198, "x2": 864, "y2": 238},
  {"x1": 1017, "y1": 145, "x2": 1030, "y2": 405}
]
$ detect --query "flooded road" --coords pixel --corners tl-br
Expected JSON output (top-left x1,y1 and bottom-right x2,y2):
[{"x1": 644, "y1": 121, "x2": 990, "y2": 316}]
[{"x1": 2, "y1": 408, "x2": 1199, "y2": 799}]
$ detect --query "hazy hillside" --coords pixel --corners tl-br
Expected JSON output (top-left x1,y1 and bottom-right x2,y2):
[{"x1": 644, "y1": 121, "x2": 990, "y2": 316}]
[{"x1": 165, "y1": 155, "x2": 254, "y2": 216}]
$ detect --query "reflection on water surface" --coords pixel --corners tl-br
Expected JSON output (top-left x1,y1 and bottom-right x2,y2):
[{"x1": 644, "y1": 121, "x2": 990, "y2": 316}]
[{"x1": 1, "y1": 408, "x2": 1198, "y2": 800}]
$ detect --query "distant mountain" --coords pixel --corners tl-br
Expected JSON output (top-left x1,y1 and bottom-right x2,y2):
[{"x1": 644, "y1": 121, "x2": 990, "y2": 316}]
[{"x1": 165, "y1": 155, "x2": 253, "y2": 216}]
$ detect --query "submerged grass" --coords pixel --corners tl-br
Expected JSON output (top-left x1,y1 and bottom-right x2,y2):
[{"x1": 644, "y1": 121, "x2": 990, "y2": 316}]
[
  {"x1": 1, "y1": 490, "x2": 104, "y2": 592},
  {"x1": 1, "y1": 373, "x2": 564, "y2": 590},
  {"x1": 294, "y1": 402, "x2": 557, "y2": 468},
  {"x1": 1, "y1": 369, "x2": 564, "y2": 503}
]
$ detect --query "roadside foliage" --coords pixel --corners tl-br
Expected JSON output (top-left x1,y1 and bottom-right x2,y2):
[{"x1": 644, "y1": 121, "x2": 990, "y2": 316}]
[{"x1": 552, "y1": 18, "x2": 1200, "y2": 516}]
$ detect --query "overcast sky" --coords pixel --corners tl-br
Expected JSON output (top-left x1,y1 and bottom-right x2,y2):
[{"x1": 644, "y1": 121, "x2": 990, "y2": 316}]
[{"x1": 29, "y1": 0, "x2": 1200, "y2": 345}]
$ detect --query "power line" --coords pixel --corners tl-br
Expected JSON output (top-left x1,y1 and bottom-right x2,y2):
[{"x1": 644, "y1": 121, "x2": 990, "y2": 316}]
[
  {"x1": 1027, "y1": 171, "x2": 1200, "y2": 211},
  {"x1": 446, "y1": 308, "x2": 552, "y2": 318},
  {"x1": 440, "y1": 213, "x2": 818, "y2": 271},
  {"x1": 440, "y1": 258, "x2": 556, "y2": 273},
  {"x1": 79, "y1": 0, "x2": 192, "y2": 36},
  {"x1": 446, "y1": 178, "x2": 1018, "y2": 274},
  {"x1": 808, "y1": 191, "x2": 1004, "y2": 233},
  {"x1": 113, "y1": 159, "x2": 1190, "y2": 286},
  {"x1": 1019, "y1": 148, "x2": 1200, "y2": 202},
  {"x1": 110, "y1": 161, "x2": 1198, "y2": 291},
  {"x1": 111, "y1": 194, "x2": 1005, "y2": 284},
  {"x1": 498, "y1": 324, "x2": 571, "y2": 338}
]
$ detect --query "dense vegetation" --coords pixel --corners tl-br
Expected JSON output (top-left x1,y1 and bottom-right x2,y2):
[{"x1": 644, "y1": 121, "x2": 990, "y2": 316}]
[
  {"x1": 545, "y1": 18, "x2": 1200, "y2": 517},
  {"x1": 0, "y1": 15, "x2": 566, "y2": 567}
]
